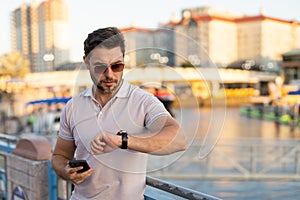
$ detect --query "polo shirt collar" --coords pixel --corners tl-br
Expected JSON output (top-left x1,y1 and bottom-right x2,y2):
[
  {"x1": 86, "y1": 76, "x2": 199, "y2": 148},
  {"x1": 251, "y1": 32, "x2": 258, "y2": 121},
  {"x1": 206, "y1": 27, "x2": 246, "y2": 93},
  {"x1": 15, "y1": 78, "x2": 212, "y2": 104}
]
[
  {"x1": 83, "y1": 79, "x2": 130, "y2": 98},
  {"x1": 116, "y1": 79, "x2": 130, "y2": 98}
]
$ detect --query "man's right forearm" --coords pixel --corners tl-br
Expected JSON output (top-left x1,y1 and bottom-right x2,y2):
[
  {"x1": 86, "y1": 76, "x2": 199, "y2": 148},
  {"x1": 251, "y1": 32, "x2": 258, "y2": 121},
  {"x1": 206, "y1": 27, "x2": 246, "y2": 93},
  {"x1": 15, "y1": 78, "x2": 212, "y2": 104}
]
[
  {"x1": 51, "y1": 136, "x2": 76, "y2": 180},
  {"x1": 52, "y1": 153, "x2": 94, "y2": 185},
  {"x1": 51, "y1": 154, "x2": 71, "y2": 180}
]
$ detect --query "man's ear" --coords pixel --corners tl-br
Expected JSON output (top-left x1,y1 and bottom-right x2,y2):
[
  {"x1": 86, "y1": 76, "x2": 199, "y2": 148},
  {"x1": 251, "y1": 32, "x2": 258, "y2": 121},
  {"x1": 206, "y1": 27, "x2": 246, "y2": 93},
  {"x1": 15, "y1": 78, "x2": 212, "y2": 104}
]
[{"x1": 83, "y1": 56, "x2": 90, "y2": 70}]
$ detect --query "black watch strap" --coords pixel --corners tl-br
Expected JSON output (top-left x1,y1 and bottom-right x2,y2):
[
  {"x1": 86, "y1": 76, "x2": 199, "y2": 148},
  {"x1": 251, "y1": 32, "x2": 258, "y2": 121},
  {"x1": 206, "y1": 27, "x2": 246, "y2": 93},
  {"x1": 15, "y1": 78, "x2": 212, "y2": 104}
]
[{"x1": 117, "y1": 130, "x2": 128, "y2": 149}]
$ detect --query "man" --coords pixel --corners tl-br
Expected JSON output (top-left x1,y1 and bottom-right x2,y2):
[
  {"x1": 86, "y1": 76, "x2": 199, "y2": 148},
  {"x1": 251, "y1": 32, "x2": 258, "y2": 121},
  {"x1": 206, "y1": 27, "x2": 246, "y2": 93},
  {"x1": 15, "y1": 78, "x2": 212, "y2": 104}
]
[{"x1": 51, "y1": 27, "x2": 187, "y2": 200}]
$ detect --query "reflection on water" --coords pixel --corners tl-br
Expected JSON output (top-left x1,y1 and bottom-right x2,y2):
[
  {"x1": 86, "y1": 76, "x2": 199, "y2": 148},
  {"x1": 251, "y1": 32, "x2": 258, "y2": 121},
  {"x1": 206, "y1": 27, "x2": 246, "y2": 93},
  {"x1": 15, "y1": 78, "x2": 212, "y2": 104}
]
[
  {"x1": 176, "y1": 106, "x2": 300, "y2": 140},
  {"x1": 220, "y1": 107, "x2": 300, "y2": 139},
  {"x1": 169, "y1": 106, "x2": 300, "y2": 200}
]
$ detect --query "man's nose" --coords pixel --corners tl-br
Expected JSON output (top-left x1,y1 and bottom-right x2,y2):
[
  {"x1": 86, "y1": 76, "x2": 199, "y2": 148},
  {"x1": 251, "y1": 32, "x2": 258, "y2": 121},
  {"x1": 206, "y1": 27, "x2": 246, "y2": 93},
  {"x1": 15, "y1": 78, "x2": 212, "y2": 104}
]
[{"x1": 103, "y1": 66, "x2": 114, "y2": 77}]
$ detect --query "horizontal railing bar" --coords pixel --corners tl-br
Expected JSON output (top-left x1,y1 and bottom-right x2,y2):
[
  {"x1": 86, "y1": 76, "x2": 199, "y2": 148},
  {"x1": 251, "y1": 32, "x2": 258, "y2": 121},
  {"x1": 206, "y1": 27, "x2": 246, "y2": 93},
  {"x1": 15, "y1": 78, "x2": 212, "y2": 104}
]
[
  {"x1": 146, "y1": 176, "x2": 222, "y2": 200},
  {"x1": 152, "y1": 174, "x2": 300, "y2": 181}
]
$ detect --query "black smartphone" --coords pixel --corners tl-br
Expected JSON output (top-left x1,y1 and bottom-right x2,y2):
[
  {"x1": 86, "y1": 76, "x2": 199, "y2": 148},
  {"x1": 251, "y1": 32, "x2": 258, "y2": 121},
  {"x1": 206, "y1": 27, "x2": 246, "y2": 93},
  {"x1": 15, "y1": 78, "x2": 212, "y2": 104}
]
[{"x1": 68, "y1": 160, "x2": 90, "y2": 173}]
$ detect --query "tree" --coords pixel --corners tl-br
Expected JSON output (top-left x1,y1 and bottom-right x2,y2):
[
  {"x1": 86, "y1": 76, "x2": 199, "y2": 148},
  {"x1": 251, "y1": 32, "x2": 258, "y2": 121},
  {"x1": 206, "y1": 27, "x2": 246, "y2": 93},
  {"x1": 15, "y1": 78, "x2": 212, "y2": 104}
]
[
  {"x1": 0, "y1": 51, "x2": 30, "y2": 78},
  {"x1": 0, "y1": 52, "x2": 30, "y2": 117}
]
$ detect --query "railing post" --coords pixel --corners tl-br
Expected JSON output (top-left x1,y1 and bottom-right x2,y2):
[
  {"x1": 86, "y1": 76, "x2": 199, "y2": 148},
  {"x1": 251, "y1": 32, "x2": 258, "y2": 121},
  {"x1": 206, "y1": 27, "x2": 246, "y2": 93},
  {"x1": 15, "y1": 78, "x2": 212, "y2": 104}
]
[
  {"x1": 296, "y1": 146, "x2": 300, "y2": 175},
  {"x1": 48, "y1": 160, "x2": 57, "y2": 200},
  {"x1": 250, "y1": 144, "x2": 257, "y2": 174}
]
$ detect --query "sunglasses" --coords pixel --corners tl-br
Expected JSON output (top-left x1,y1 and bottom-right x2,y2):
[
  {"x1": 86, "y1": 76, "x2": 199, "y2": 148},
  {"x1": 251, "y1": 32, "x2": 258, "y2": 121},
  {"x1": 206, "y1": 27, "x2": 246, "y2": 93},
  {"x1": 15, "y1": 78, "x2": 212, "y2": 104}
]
[{"x1": 93, "y1": 63, "x2": 125, "y2": 74}]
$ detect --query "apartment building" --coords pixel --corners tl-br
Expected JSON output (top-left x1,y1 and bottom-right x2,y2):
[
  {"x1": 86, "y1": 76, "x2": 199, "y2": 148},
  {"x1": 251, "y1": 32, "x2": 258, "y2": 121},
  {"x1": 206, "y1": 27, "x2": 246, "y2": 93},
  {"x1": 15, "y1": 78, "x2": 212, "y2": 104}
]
[
  {"x1": 11, "y1": 0, "x2": 70, "y2": 72},
  {"x1": 165, "y1": 7, "x2": 300, "y2": 68}
]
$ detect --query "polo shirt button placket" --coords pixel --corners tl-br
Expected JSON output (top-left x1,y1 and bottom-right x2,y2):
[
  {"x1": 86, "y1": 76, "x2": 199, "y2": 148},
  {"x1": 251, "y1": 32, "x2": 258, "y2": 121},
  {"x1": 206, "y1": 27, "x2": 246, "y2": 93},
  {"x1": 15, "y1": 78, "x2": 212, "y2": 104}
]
[{"x1": 98, "y1": 111, "x2": 103, "y2": 119}]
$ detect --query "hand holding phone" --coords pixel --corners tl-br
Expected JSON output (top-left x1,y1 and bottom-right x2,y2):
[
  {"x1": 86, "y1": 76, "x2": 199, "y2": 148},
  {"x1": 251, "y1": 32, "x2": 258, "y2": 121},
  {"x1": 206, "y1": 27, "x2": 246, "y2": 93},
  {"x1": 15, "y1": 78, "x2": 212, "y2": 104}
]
[{"x1": 68, "y1": 160, "x2": 90, "y2": 173}]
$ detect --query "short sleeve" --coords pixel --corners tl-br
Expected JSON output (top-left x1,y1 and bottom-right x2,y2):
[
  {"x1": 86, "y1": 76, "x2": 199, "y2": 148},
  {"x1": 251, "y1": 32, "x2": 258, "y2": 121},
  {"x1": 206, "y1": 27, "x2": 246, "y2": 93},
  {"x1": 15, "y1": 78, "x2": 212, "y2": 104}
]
[
  {"x1": 143, "y1": 94, "x2": 171, "y2": 128},
  {"x1": 58, "y1": 101, "x2": 74, "y2": 140}
]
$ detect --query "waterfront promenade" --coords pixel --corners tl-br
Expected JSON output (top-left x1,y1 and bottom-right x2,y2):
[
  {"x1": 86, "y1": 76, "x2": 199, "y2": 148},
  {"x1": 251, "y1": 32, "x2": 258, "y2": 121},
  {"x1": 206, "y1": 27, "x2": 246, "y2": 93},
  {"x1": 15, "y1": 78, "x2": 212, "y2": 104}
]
[{"x1": 148, "y1": 106, "x2": 300, "y2": 200}]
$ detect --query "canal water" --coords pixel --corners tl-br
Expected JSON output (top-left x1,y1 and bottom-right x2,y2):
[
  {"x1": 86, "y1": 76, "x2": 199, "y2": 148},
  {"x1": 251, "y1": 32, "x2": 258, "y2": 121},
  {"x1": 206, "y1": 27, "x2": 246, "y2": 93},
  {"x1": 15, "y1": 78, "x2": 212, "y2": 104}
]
[{"x1": 162, "y1": 106, "x2": 300, "y2": 200}]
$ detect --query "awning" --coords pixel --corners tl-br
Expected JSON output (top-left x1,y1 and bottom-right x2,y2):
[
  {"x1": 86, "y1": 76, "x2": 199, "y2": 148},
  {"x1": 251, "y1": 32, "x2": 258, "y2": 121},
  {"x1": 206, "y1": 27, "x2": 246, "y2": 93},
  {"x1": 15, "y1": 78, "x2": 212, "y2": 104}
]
[{"x1": 26, "y1": 97, "x2": 71, "y2": 105}]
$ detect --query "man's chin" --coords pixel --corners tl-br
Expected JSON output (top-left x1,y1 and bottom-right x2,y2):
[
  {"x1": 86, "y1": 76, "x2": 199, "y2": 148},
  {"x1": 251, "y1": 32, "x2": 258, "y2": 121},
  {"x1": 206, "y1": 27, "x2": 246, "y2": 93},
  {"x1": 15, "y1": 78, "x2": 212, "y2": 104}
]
[
  {"x1": 104, "y1": 87, "x2": 115, "y2": 94},
  {"x1": 97, "y1": 85, "x2": 115, "y2": 94},
  {"x1": 97, "y1": 79, "x2": 122, "y2": 94}
]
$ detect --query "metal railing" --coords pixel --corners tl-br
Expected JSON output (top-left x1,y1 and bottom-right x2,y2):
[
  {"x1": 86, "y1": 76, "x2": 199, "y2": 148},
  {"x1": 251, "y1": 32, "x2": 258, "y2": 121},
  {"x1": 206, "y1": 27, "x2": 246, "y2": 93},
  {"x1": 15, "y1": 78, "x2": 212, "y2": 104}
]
[
  {"x1": 0, "y1": 133, "x2": 18, "y2": 153},
  {"x1": 148, "y1": 138, "x2": 300, "y2": 180},
  {"x1": 1, "y1": 134, "x2": 299, "y2": 199},
  {"x1": 145, "y1": 176, "x2": 222, "y2": 200}
]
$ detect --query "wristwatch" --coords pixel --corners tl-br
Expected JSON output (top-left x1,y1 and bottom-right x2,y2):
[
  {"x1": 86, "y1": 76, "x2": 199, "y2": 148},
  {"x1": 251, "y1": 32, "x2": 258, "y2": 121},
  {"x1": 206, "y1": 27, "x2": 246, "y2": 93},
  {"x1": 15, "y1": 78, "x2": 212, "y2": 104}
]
[{"x1": 117, "y1": 130, "x2": 128, "y2": 149}]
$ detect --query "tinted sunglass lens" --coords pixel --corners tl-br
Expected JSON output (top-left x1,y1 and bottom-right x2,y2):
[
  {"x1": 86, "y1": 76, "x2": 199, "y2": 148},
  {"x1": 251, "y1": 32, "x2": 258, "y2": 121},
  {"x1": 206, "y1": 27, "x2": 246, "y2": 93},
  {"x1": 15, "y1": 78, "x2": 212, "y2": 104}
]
[
  {"x1": 94, "y1": 64, "x2": 107, "y2": 73},
  {"x1": 111, "y1": 63, "x2": 124, "y2": 72}
]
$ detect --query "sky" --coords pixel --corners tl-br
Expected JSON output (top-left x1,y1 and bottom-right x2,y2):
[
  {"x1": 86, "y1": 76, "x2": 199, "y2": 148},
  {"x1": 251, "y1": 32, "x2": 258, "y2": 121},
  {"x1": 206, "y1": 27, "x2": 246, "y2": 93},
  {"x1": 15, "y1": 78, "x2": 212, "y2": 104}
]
[{"x1": 1, "y1": 0, "x2": 299, "y2": 62}]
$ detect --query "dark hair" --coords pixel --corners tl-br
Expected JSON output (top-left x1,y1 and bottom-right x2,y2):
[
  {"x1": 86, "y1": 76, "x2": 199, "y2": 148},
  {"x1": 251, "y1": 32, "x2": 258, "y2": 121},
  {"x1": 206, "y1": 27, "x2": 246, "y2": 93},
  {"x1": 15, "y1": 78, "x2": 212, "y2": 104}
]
[{"x1": 84, "y1": 27, "x2": 125, "y2": 57}]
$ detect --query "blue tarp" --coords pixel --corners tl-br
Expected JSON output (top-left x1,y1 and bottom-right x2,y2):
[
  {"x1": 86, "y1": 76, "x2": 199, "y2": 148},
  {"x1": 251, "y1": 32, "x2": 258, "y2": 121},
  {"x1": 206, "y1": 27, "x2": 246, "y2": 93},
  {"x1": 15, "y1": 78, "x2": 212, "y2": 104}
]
[{"x1": 26, "y1": 97, "x2": 71, "y2": 105}]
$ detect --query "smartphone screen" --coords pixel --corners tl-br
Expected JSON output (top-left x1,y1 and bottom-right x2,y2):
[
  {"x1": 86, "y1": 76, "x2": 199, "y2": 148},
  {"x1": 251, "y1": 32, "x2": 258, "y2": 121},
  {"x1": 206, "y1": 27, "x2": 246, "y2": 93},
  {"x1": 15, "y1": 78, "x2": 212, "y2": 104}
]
[{"x1": 68, "y1": 160, "x2": 90, "y2": 173}]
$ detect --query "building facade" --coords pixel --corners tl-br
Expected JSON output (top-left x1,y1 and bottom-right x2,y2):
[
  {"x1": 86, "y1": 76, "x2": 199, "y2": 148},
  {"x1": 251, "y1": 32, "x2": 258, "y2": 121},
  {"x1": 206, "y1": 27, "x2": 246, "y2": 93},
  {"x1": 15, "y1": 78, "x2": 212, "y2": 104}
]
[
  {"x1": 121, "y1": 27, "x2": 174, "y2": 67},
  {"x1": 281, "y1": 48, "x2": 300, "y2": 84},
  {"x1": 11, "y1": 0, "x2": 70, "y2": 72},
  {"x1": 165, "y1": 7, "x2": 300, "y2": 68}
]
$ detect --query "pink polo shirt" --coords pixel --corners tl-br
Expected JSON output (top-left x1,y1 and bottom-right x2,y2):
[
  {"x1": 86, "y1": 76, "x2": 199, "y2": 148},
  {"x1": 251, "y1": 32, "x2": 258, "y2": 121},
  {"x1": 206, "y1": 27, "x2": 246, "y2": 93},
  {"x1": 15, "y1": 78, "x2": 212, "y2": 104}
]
[{"x1": 58, "y1": 80, "x2": 170, "y2": 200}]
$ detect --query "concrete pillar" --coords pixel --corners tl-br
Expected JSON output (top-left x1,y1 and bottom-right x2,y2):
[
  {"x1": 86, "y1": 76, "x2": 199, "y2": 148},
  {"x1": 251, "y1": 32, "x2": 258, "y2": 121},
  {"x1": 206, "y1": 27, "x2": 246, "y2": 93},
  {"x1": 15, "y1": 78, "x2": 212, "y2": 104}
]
[{"x1": 6, "y1": 136, "x2": 52, "y2": 200}]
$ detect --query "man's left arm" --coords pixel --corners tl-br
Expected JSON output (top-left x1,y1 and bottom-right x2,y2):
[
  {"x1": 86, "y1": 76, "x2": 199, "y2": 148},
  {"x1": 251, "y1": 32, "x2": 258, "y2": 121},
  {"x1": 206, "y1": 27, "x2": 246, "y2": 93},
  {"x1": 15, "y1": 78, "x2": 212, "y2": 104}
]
[
  {"x1": 108, "y1": 115, "x2": 187, "y2": 155},
  {"x1": 131, "y1": 115, "x2": 187, "y2": 155}
]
